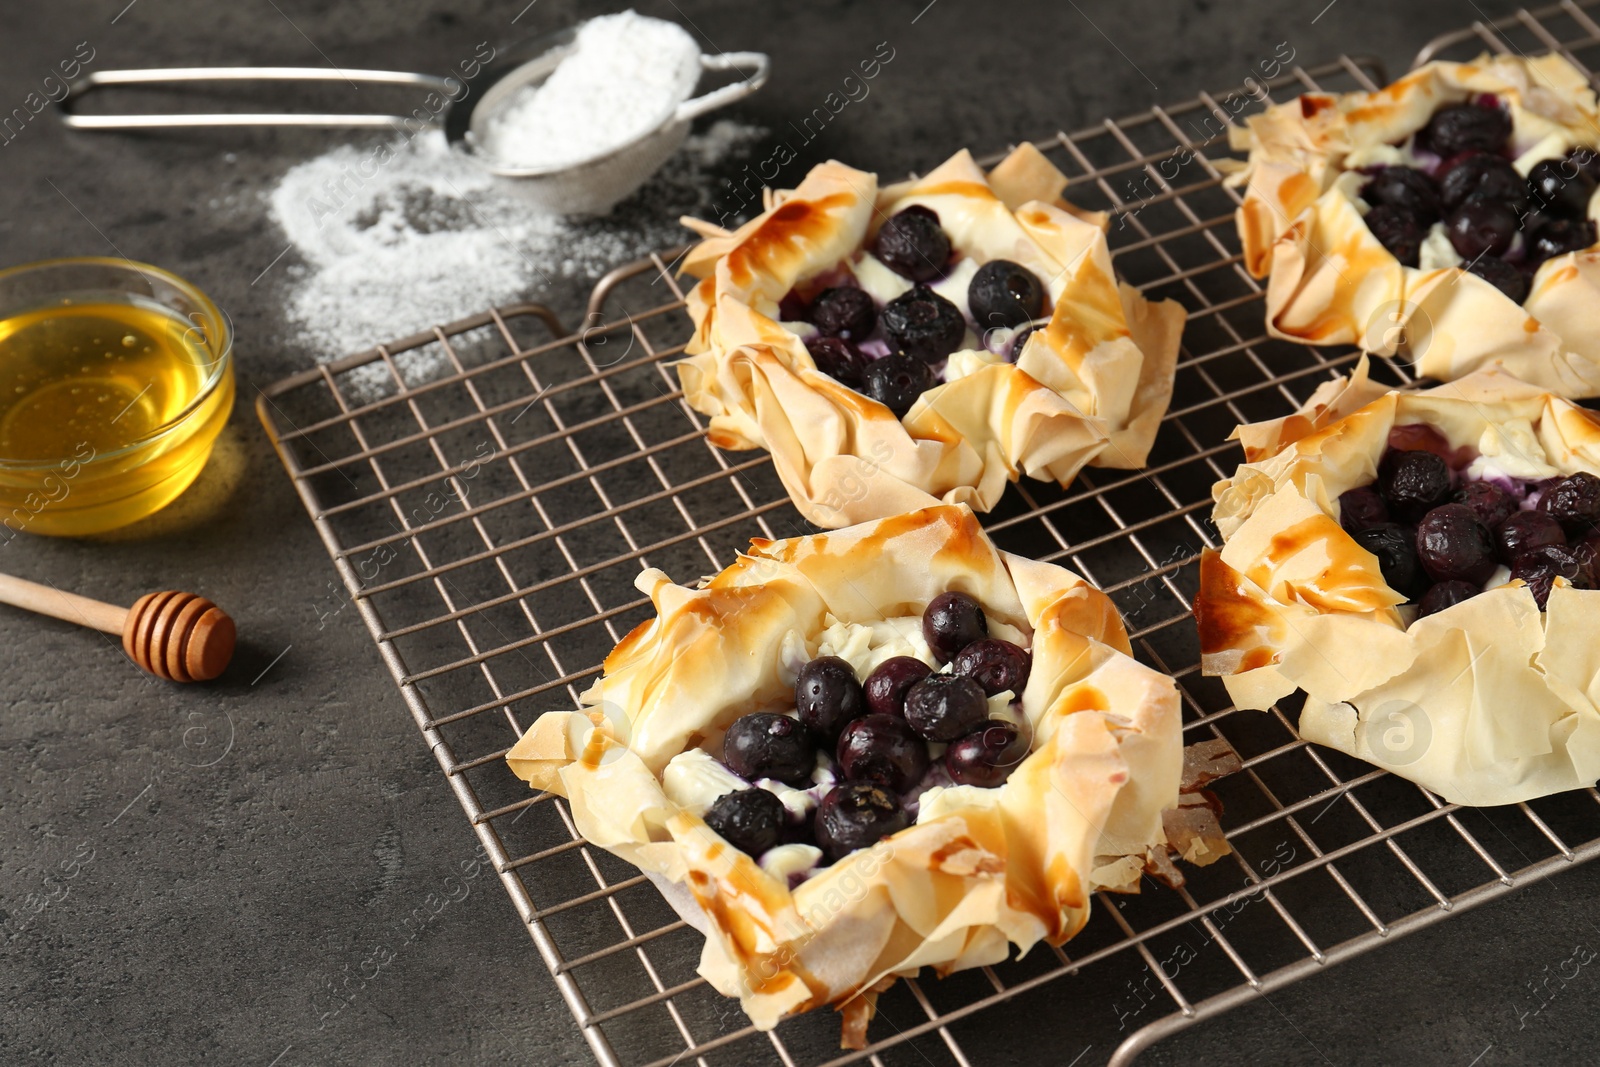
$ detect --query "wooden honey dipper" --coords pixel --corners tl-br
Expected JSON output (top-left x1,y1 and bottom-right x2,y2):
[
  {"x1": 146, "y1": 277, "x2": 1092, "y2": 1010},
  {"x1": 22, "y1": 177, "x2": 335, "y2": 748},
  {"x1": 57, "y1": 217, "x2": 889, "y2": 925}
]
[{"x1": 0, "y1": 572, "x2": 235, "y2": 682}]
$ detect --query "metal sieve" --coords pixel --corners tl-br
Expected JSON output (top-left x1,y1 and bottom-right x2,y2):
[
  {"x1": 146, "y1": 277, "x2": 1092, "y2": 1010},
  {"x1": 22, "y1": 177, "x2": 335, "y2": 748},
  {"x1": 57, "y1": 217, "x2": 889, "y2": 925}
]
[{"x1": 57, "y1": 22, "x2": 769, "y2": 215}]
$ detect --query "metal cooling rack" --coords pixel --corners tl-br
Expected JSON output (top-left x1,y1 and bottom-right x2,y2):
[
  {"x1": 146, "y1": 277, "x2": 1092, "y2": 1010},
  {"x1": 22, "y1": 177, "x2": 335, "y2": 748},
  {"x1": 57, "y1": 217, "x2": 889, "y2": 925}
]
[{"x1": 257, "y1": 7, "x2": 1600, "y2": 1064}]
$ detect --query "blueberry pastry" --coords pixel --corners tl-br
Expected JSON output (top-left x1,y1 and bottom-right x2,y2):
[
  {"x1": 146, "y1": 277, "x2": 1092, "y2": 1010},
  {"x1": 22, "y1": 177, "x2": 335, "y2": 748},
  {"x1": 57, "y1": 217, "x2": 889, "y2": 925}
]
[
  {"x1": 1229, "y1": 54, "x2": 1600, "y2": 395},
  {"x1": 1197, "y1": 358, "x2": 1600, "y2": 803},
  {"x1": 506, "y1": 505, "x2": 1211, "y2": 1042},
  {"x1": 675, "y1": 144, "x2": 1186, "y2": 528}
]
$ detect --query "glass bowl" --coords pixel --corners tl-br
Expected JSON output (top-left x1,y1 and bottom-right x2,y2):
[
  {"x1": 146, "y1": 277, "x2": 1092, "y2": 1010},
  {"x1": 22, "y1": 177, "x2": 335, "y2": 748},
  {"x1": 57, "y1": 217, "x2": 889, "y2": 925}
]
[{"x1": 0, "y1": 257, "x2": 235, "y2": 537}]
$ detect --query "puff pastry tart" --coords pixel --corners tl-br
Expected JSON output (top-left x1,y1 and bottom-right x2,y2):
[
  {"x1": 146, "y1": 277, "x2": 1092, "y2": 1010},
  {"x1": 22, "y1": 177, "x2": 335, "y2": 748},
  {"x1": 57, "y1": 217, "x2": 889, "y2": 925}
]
[
  {"x1": 505, "y1": 505, "x2": 1223, "y2": 1044},
  {"x1": 674, "y1": 144, "x2": 1186, "y2": 529},
  {"x1": 1229, "y1": 53, "x2": 1600, "y2": 395},
  {"x1": 1197, "y1": 357, "x2": 1600, "y2": 805}
]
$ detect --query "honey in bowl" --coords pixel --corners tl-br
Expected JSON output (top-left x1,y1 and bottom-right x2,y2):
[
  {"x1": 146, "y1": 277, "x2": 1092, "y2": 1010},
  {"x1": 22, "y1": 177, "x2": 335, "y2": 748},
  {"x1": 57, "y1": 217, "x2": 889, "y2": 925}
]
[
  {"x1": 0, "y1": 295, "x2": 212, "y2": 457},
  {"x1": 0, "y1": 259, "x2": 234, "y2": 538}
]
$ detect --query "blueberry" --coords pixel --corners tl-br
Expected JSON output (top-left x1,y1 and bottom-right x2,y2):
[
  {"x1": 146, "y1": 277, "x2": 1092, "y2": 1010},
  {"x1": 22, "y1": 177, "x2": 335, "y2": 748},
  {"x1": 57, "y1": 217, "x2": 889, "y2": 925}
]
[
  {"x1": 1565, "y1": 147, "x2": 1600, "y2": 184},
  {"x1": 1438, "y1": 154, "x2": 1528, "y2": 212},
  {"x1": 835, "y1": 714, "x2": 929, "y2": 793},
  {"x1": 903, "y1": 674, "x2": 990, "y2": 742},
  {"x1": 1388, "y1": 423, "x2": 1455, "y2": 459},
  {"x1": 881, "y1": 285, "x2": 966, "y2": 365},
  {"x1": 1422, "y1": 101, "x2": 1512, "y2": 157},
  {"x1": 945, "y1": 721, "x2": 1029, "y2": 788},
  {"x1": 922, "y1": 591, "x2": 988, "y2": 663},
  {"x1": 1464, "y1": 255, "x2": 1528, "y2": 303},
  {"x1": 1527, "y1": 214, "x2": 1597, "y2": 263},
  {"x1": 1528, "y1": 476, "x2": 1565, "y2": 500},
  {"x1": 1538, "y1": 471, "x2": 1600, "y2": 537},
  {"x1": 1415, "y1": 503, "x2": 1497, "y2": 585},
  {"x1": 1527, "y1": 158, "x2": 1596, "y2": 218},
  {"x1": 863, "y1": 656, "x2": 933, "y2": 717},
  {"x1": 1363, "y1": 166, "x2": 1442, "y2": 224},
  {"x1": 1495, "y1": 510, "x2": 1566, "y2": 563},
  {"x1": 1445, "y1": 195, "x2": 1519, "y2": 260},
  {"x1": 722, "y1": 712, "x2": 816, "y2": 787},
  {"x1": 1008, "y1": 322, "x2": 1039, "y2": 361},
  {"x1": 968, "y1": 259, "x2": 1045, "y2": 330},
  {"x1": 1573, "y1": 532, "x2": 1600, "y2": 584},
  {"x1": 1379, "y1": 449, "x2": 1453, "y2": 523},
  {"x1": 806, "y1": 335, "x2": 866, "y2": 387},
  {"x1": 951, "y1": 638, "x2": 1031, "y2": 696},
  {"x1": 809, "y1": 286, "x2": 876, "y2": 339},
  {"x1": 1452, "y1": 481, "x2": 1516, "y2": 530},
  {"x1": 872, "y1": 205, "x2": 951, "y2": 282},
  {"x1": 1354, "y1": 523, "x2": 1427, "y2": 601},
  {"x1": 1363, "y1": 204, "x2": 1425, "y2": 267},
  {"x1": 814, "y1": 782, "x2": 909, "y2": 862},
  {"x1": 795, "y1": 656, "x2": 867, "y2": 740},
  {"x1": 860, "y1": 353, "x2": 934, "y2": 419},
  {"x1": 1569, "y1": 544, "x2": 1599, "y2": 590},
  {"x1": 1511, "y1": 544, "x2": 1589, "y2": 609},
  {"x1": 777, "y1": 290, "x2": 810, "y2": 323},
  {"x1": 1417, "y1": 580, "x2": 1482, "y2": 619},
  {"x1": 703, "y1": 788, "x2": 785, "y2": 857},
  {"x1": 1519, "y1": 203, "x2": 1560, "y2": 232},
  {"x1": 1338, "y1": 486, "x2": 1391, "y2": 535}
]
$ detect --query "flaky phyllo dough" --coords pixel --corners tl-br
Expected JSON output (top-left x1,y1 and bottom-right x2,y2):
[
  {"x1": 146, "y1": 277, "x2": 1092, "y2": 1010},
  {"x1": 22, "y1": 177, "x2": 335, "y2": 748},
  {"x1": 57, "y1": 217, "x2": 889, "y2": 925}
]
[
  {"x1": 505, "y1": 505, "x2": 1188, "y2": 1041},
  {"x1": 673, "y1": 144, "x2": 1186, "y2": 529},
  {"x1": 1229, "y1": 53, "x2": 1600, "y2": 395},
  {"x1": 1197, "y1": 358, "x2": 1600, "y2": 805}
]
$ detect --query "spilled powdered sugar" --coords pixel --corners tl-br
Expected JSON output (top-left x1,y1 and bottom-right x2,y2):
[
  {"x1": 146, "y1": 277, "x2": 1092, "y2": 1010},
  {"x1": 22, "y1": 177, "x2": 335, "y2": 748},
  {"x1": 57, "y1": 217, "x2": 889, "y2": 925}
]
[{"x1": 266, "y1": 120, "x2": 763, "y2": 392}]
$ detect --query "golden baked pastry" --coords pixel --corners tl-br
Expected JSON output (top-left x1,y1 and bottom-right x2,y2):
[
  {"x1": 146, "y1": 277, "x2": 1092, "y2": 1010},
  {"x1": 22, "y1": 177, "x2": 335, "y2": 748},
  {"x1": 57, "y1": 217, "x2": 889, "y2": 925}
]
[
  {"x1": 1197, "y1": 358, "x2": 1600, "y2": 804},
  {"x1": 675, "y1": 145, "x2": 1186, "y2": 529},
  {"x1": 1229, "y1": 53, "x2": 1600, "y2": 395},
  {"x1": 506, "y1": 505, "x2": 1218, "y2": 1043}
]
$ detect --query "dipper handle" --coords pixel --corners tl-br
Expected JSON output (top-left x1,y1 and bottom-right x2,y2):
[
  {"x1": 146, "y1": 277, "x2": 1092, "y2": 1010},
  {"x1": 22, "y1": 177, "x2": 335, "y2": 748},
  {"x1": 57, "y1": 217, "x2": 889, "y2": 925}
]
[{"x1": 0, "y1": 573, "x2": 235, "y2": 682}]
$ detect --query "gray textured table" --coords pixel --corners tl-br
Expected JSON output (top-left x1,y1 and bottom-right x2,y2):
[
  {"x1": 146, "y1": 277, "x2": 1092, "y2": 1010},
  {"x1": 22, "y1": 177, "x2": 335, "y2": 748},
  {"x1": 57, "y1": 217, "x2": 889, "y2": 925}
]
[{"x1": 4, "y1": 1, "x2": 1597, "y2": 1064}]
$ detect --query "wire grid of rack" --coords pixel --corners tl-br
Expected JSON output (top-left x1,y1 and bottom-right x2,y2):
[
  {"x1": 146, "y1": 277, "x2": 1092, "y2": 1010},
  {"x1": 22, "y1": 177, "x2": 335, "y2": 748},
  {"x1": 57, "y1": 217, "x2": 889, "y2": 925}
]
[{"x1": 257, "y1": 8, "x2": 1600, "y2": 1065}]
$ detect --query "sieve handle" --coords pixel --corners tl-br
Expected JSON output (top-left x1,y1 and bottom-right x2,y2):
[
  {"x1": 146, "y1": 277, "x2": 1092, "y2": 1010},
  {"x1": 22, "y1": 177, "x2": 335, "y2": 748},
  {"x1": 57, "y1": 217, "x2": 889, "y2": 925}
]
[
  {"x1": 57, "y1": 67, "x2": 458, "y2": 130},
  {"x1": 674, "y1": 52, "x2": 770, "y2": 124}
]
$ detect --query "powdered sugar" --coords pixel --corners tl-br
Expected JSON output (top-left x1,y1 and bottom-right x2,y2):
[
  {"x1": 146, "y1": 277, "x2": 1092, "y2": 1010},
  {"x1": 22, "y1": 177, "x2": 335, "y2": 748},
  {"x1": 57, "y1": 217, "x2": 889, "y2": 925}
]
[
  {"x1": 265, "y1": 121, "x2": 763, "y2": 393},
  {"x1": 477, "y1": 11, "x2": 701, "y2": 170}
]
